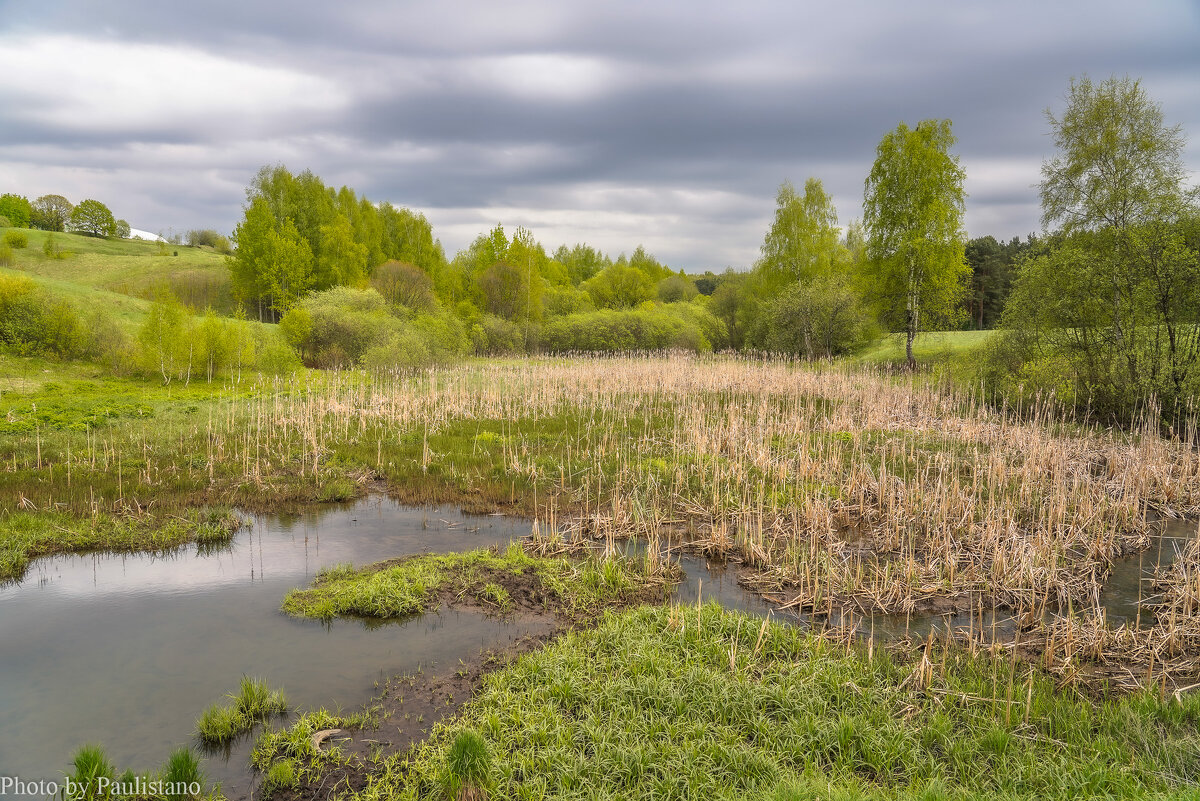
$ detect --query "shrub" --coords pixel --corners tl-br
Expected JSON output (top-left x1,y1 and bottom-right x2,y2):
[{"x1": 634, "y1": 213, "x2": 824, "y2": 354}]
[
  {"x1": 542, "y1": 304, "x2": 726, "y2": 354},
  {"x1": 751, "y1": 276, "x2": 874, "y2": 359},
  {"x1": 371, "y1": 260, "x2": 436, "y2": 311},
  {"x1": 473, "y1": 314, "x2": 525, "y2": 355},
  {"x1": 0, "y1": 276, "x2": 90, "y2": 357},
  {"x1": 0, "y1": 244, "x2": 12, "y2": 267},
  {"x1": 3, "y1": 230, "x2": 27, "y2": 248},
  {"x1": 282, "y1": 286, "x2": 397, "y2": 367}
]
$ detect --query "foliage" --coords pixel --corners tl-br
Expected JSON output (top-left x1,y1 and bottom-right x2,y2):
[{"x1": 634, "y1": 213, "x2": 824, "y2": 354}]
[
  {"x1": 68, "y1": 199, "x2": 118, "y2": 238},
  {"x1": 0, "y1": 275, "x2": 90, "y2": 357},
  {"x1": 997, "y1": 76, "x2": 1200, "y2": 420},
  {"x1": 553, "y1": 243, "x2": 612, "y2": 284},
  {"x1": 0, "y1": 244, "x2": 11, "y2": 267},
  {"x1": 471, "y1": 314, "x2": 525, "y2": 355},
  {"x1": 541, "y1": 304, "x2": 725, "y2": 353},
  {"x1": 582, "y1": 263, "x2": 656, "y2": 309},
  {"x1": 656, "y1": 274, "x2": 698, "y2": 303},
  {"x1": 963, "y1": 235, "x2": 1033, "y2": 329},
  {"x1": 185, "y1": 229, "x2": 231, "y2": 251},
  {"x1": 31, "y1": 194, "x2": 73, "y2": 231},
  {"x1": 863, "y1": 119, "x2": 970, "y2": 368},
  {"x1": 228, "y1": 165, "x2": 447, "y2": 319},
  {"x1": 4, "y1": 230, "x2": 29, "y2": 248},
  {"x1": 114, "y1": 219, "x2": 131, "y2": 239},
  {"x1": 0, "y1": 193, "x2": 32, "y2": 228},
  {"x1": 757, "y1": 178, "x2": 848, "y2": 287},
  {"x1": 754, "y1": 275, "x2": 875, "y2": 359},
  {"x1": 370, "y1": 260, "x2": 436, "y2": 311}
]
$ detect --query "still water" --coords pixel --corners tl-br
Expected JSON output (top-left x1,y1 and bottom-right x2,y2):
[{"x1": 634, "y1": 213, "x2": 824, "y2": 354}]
[{"x1": 0, "y1": 497, "x2": 765, "y2": 789}]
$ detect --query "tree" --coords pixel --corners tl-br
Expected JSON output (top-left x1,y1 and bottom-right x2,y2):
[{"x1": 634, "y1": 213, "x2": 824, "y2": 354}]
[
  {"x1": 862, "y1": 119, "x2": 969, "y2": 368},
  {"x1": 371, "y1": 260, "x2": 436, "y2": 311},
  {"x1": 115, "y1": 219, "x2": 131, "y2": 239},
  {"x1": 317, "y1": 215, "x2": 368, "y2": 288},
  {"x1": 32, "y1": 195, "x2": 74, "y2": 232},
  {"x1": 1000, "y1": 77, "x2": 1200, "y2": 417},
  {"x1": 0, "y1": 194, "x2": 32, "y2": 228},
  {"x1": 1039, "y1": 75, "x2": 1197, "y2": 393},
  {"x1": 69, "y1": 199, "x2": 118, "y2": 237},
  {"x1": 758, "y1": 178, "x2": 846, "y2": 287}
]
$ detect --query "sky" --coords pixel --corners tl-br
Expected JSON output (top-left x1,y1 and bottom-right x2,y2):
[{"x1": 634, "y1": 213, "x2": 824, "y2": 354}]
[{"x1": 1, "y1": 1, "x2": 1198, "y2": 272}]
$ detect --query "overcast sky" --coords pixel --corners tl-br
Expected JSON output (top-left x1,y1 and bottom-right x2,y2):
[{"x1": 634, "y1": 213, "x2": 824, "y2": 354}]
[{"x1": 1, "y1": 1, "x2": 1198, "y2": 271}]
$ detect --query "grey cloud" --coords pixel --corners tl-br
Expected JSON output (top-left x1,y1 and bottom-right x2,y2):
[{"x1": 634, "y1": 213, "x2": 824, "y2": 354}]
[{"x1": 1, "y1": 0, "x2": 1198, "y2": 270}]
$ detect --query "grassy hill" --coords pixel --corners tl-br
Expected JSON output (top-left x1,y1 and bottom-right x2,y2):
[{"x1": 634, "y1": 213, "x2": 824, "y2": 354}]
[{"x1": 1, "y1": 227, "x2": 233, "y2": 316}]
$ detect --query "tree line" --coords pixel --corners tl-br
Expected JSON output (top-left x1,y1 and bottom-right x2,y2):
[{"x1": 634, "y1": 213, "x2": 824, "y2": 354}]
[
  {"x1": 0, "y1": 194, "x2": 131, "y2": 239},
  {"x1": 4, "y1": 74, "x2": 1194, "y2": 424}
]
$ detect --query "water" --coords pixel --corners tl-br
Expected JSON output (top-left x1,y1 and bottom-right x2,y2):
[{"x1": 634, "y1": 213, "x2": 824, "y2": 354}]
[
  {"x1": 0, "y1": 499, "x2": 546, "y2": 788},
  {"x1": 2, "y1": 498, "x2": 1188, "y2": 793},
  {"x1": 0, "y1": 498, "x2": 769, "y2": 792}
]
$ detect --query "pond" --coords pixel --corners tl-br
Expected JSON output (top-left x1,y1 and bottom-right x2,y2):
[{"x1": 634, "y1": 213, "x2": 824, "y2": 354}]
[{"x1": 0, "y1": 497, "x2": 766, "y2": 792}]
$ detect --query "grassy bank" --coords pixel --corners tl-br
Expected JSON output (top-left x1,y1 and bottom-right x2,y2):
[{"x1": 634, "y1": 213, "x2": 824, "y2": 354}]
[
  {"x1": 281, "y1": 544, "x2": 677, "y2": 622},
  {"x1": 259, "y1": 603, "x2": 1200, "y2": 800}
]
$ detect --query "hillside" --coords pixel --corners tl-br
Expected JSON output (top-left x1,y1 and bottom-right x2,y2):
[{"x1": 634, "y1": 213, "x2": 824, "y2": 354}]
[{"x1": 1, "y1": 227, "x2": 233, "y2": 319}]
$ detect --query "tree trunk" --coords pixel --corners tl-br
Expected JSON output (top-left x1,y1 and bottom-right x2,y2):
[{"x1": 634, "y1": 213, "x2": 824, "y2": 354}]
[{"x1": 906, "y1": 293, "x2": 918, "y2": 370}]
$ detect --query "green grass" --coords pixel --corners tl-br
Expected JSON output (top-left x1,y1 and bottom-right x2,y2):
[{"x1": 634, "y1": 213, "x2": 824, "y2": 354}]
[
  {"x1": 251, "y1": 706, "x2": 377, "y2": 794},
  {"x1": 63, "y1": 743, "x2": 208, "y2": 800},
  {"x1": 338, "y1": 603, "x2": 1200, "y2": 801},
  {"x1": 280, "y1": 544, "x2": 671, "y2": 621},
  {"x1": 196, "y1": 677, "x2": 288, "y2": 745},
  {"x1": 0, "y1": 226, "x2": 230, "y2": 306},
  {"x1": 856, "y1": 330, "x2": 995, "y2": 365},
  {"x1": 0, "y1": 506, "x2": 241, "y2": 582}
]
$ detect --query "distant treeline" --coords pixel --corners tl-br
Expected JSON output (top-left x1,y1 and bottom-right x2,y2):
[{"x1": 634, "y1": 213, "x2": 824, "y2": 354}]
[{"x1": 4, "y1": 75, "x2": 1197, "y2": 426}]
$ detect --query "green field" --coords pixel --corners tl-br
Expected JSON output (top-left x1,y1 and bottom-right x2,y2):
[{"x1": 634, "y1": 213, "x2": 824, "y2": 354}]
[
  {"x1": 1, "y1": 227, "x2": 232, "y2": 322},
  {"x1": 854, "y1": 329, "x2": 995, "y2": 364}
]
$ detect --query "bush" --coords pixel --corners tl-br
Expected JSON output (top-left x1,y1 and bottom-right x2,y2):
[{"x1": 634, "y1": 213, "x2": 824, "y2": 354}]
[
  {"x1": 0, "y1": 245, "x2": 12, "y2": 267},
  {"x1": 371, "y1": 260, "x2": 436, "y2": 311},
  {"x1": 750, "y1": 276, "x2": 874, "y2": 359},
  {"x1": 0, "y1": 276, "x2": 90, "y2": 357},
  {"x1": 541, "y1": 304, "x2": 725, "y2": 353},
  {"x1": 282, "y1": 287, "x2": 396, "y2": 367},
  {"x1": 473, "y1": 314, "x2": 525, "y2": 355},
  {"x1": 0, "y1": 215, "x2": 11, "y2": 228},
  {"x1": 3, "y1": 230, "x2": 28, "y2": 248}
]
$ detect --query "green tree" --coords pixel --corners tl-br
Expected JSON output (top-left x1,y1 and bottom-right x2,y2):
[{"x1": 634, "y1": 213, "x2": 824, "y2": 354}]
[
  {"x1": 317, "y1": 214, "x2": 369, "y2": 288},
  {"x1": 1000, "y1": 76, "x2": 1200, "y2": 417},
  {"x1": 582, "y1": 264, "x2": 655, "y2": 309},
  {"x1": 862, "y1": 119, "x2": 969, "y2": 369},
  {"x1": 31, "y1": 195, "x2": 73, "y2": 231},
  {"x1": 758, "y1": 178, "x2": 846, "y2": 287},
  {"x1": 264, "y1": 220, "x2": 315, "y2": 315},
  {"x1": 69, "y1": 199, "x2": 118, "y2": 238},
  {"x1": 115, "y1": 219, "x2": 131, "y2": 239},
  {"x1": 0, "y1": 194, "x2": 32, "y2": 228},
  {"x1": 1040, "y1": 75, "x2": 1197, "y2": 393},
  {"x1": 757, "y1": 275, "x2": 874, "y2": 359},
  {"x1": 139, "y1": 292, "x2": 191, "y2": 384}
]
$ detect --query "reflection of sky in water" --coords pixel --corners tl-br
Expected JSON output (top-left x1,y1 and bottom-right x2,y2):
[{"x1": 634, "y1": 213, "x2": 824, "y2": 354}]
[
  {"x1": 8, "y1": 494, "x2": 1181, "y2": 790},
  {"x1": 0, "y1": 499, "x2": 547, "y2": 787}
]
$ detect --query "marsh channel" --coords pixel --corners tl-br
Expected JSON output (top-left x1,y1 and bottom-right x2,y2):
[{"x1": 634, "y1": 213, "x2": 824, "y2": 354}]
[{"x1": 0, "y1": 496, "x2": 1191, "y2": 796}]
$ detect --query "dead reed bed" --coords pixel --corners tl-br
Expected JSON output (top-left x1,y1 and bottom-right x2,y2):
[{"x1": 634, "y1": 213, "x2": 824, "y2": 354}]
[{"x1": 8, "y1": 354, "x2": 1200, "y2": 681}]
